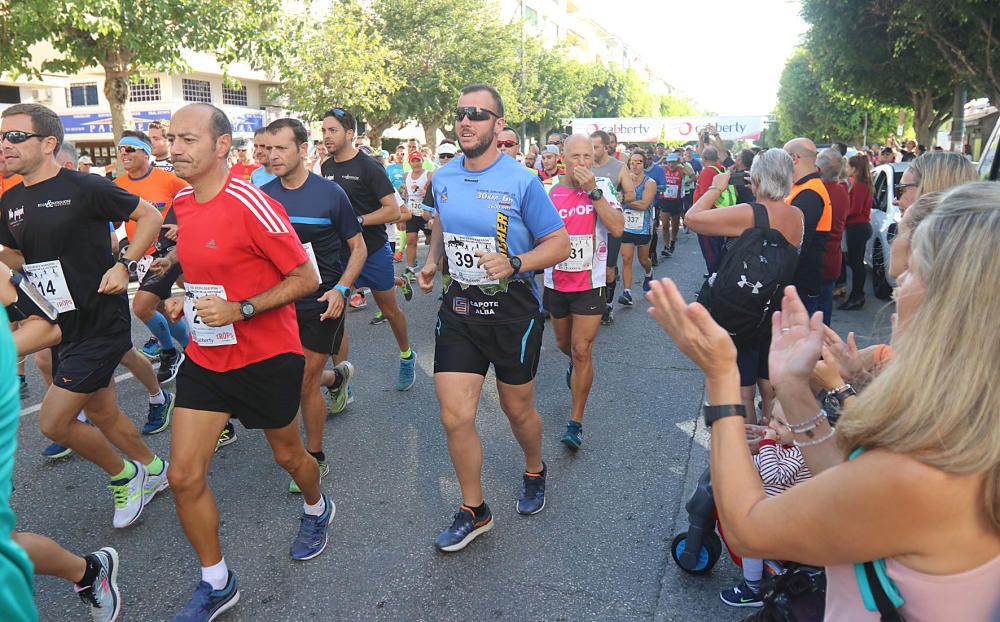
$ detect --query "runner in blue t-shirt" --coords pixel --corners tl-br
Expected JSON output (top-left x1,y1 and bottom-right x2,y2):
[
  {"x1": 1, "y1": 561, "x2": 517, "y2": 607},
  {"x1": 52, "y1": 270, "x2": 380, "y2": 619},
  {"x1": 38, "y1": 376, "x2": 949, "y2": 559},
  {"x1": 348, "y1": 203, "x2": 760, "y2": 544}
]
[
  {"x1": 260, "y1": 118, "x2": 366, "y2": 494},
  {"x1": 415, "y1": 84, "x2": 569, "y2": 553}
]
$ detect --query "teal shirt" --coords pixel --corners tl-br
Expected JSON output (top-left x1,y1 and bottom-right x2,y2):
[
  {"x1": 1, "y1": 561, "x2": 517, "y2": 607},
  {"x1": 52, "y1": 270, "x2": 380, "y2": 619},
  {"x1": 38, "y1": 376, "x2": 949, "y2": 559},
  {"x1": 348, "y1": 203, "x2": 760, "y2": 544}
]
[{"x1": 0, "y1": 306, "x2": 36, "y2": 621}]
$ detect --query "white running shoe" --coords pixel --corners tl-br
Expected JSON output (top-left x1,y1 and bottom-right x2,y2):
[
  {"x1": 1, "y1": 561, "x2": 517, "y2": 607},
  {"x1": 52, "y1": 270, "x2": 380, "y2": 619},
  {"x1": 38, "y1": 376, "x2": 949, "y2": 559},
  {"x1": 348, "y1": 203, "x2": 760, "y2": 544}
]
[{"x1": 110, "y1": 461, "x2": 147, "y2": 528}]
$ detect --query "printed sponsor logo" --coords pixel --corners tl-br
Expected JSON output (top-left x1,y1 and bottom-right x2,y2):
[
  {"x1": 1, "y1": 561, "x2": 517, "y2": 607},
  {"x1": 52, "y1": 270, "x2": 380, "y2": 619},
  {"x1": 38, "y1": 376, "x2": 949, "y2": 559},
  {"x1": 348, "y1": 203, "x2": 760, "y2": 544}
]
[
  {"x1": 38, "y1": 199, "x2": 71, "y2": 208},
  {"x1": 558, "y1": 203, "x2": 595, "y2": 219},
  {"x1": 453, "y1": 297, "x2": 469, "y2": 315},
  {"x1": 495, "y1": 212, "x2": 509, "y2": 257},
  {"x1": 7, "y1": 206, "x2": 24, "y2": 225}
]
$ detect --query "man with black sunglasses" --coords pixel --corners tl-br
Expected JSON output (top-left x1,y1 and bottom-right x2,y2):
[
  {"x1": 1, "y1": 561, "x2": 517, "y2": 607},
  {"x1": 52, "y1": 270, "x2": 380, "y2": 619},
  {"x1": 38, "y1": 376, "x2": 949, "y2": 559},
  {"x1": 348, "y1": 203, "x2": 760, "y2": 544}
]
[
  {"x1": 416, "y1": 84, "x2": 569, "y2": 553},
  {"x1": 0, "y1": 103, "x2": 169, "y2": 530},
  {"x1": 320, "y1": 107, "x2": 417, "y2": 396}
]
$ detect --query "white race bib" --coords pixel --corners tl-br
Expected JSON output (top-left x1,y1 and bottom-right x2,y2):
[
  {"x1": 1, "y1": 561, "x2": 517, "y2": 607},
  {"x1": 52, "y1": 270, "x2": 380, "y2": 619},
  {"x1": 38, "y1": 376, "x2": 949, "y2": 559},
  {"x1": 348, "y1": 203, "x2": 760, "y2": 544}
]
[
  {"x1": 183, "y1": 283, "x2": 237, "y2": 347},
  {"x1": 302, "y1": 242, "x2": 321, "y2": 282},
  {"x1": 407, "y1": 197, "x2": 425, "y2": 217},
  {"x1": 23, "y1": 259, "x2": 76, "y2": 312},
  {"x1": 624, "y1": 208, "x2": 645, "y2": 231},
  {"x1": 443, "y1": 233, "x2": 498, "y2": 285},
  {"x1": 662, "y1": 185, "x2": 679, "y2": 199},
  {"x1": 136, "y1": 255, "x2": 154, "y2": 283},
  {"x1": 556, "y1": 234, "x2": 594, "y2": 272}
]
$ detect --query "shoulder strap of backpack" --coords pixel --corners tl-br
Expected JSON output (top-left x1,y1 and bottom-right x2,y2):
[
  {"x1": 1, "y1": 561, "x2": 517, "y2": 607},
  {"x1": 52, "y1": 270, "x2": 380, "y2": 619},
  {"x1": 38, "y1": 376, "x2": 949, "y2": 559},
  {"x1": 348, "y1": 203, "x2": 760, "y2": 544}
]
[
  {"x1": 863, "y1": 562, "x2": 906, "y2": 621},
  {"x1": 750, "y1": 202, "x2": 770, "y2": 230}
]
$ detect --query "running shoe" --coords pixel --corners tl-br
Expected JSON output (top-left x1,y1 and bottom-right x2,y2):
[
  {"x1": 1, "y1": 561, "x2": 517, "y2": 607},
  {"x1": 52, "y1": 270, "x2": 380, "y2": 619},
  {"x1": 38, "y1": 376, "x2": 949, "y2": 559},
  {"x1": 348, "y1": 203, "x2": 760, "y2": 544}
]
[
  {"x1": 156, "y1": 349, "x2": 185, "y2": 384},
  {"x1": 561, "y1": 421, "x2": 583, "y2": 450},
  {"x1": 400, "y1": 278, "x2": 413, "y2": 301},
  {"x1": 171, "y1": 571, "x2": 240, "y2": 622},
  {"x1": 19, "y1": 375, "x2": 28, "y2": 399},
  {"x1": 566, "y1": 362, "x2": 573, "y2": 390},
  {"x1": 326, "y1": 361, "x2": 355, "y2": 415},
  {"x1": 669, "y1": 240, "x2": 676, "y2": 253},
  {"x1": 142, "y1": 391, "x2": 175, "y2": 435},
  {"x1": 660, "y1": 248, "x2": 671, "y2": 258},
  {"x1": 110, "y1": 461, "x2": 147, "y2": 528},
  {"x1": 289, "y1": 460, "x2": 329, "y2": 494},
  {"x1": 143, "y1": 460, "x2": 169, "y2": 507},
  {"x1": 601, "y1": 306, "x2": 614, "y2": 326},
  {"x1": 516, "y1": 463, "x2": 546, "y2": 515},
  {"x1": 642, "y1": 275, "x2": 652, "y2": 292},
  {"x1": 139, "y1": 337, "x2": 162, "y2": 361},
  {"x1": 290, "y1": 495, "x2": 335, "y2": 560},
  {"x1": 349, "y1": 291, "x2": 367, "y2": 309},
  {"x1": 346, "y1": 384, "x2": 354, "y2": 406},
  {"x1": 42, "y1": 442, "x2": 73, "y2": 460},
  {"x1": 618, "y1": 290, "x2": 634, "y2": 306},
  {"x1": 215, "y1": 422, "x2": 237, "y2": 452},
  {"x1": 404, "y1": 266, "x2": 415, "y2": 281},
  {"x1": 720, "y1": 581, "x2": 764, "y2": 608},
  {"x1": 434, "y1": 504, "x2": 494, "y2": 552},
  {"x1": 369, "y1": 311, "x2": 387, "y2": 325},
  {"x1": 74, "y1": 547, "x2": 121, "y2": 622},
  {"x1": 398, "y1": 352, "x2": 416, "y2": 391}
]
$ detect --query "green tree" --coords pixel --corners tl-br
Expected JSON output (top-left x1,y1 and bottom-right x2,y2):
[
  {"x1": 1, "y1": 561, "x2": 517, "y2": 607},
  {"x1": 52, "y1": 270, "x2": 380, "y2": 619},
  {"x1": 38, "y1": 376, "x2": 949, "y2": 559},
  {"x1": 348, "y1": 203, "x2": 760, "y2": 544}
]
[
  {"x1": 801, "y1": 0, "x2": 956, "y2": 146},
  {"x1": 775, "y1": 48, "x2": 898, "y2": 145},
  {"x1": 658, "y1": 94, "x2": 702, "y2": 117},
  {"x1": 508, "y1": 39, "x2": 593, "y2": 138},
  {"x1": 583, "y1": 65, "x2": 656, "y2": 118},
  {"x1": 0, "y1": 0, "x2": 295, "y2": 144}
]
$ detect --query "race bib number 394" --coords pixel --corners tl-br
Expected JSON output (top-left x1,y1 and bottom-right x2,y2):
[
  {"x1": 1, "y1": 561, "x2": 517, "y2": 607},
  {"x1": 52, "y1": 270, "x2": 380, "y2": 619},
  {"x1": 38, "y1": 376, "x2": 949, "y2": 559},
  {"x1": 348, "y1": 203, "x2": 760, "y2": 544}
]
[
  {"x1": 443, "y1": 233, "x2": 498, "y2": 286},
  {"x1": 23, "y1": 259, "x2": 76, "y2": 312},
  {"x1": 183, "y1": 283, "x2": 238, "y2": 347}
]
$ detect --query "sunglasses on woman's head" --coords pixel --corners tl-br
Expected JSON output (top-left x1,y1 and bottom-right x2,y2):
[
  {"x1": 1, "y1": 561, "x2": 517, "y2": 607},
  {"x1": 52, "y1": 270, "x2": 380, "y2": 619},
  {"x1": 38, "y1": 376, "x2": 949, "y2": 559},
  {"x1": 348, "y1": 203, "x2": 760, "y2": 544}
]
[{"x1": 454, "y1": 106, "x2": 500, "y2": 122}]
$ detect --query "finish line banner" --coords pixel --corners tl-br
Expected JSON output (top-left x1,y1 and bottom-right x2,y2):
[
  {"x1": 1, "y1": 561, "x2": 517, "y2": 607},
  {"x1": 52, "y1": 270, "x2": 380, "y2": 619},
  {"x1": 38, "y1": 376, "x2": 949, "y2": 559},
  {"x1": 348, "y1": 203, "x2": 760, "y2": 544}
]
[{"x1": 568, "y1": 116, "x2": 764, "y2": 142}]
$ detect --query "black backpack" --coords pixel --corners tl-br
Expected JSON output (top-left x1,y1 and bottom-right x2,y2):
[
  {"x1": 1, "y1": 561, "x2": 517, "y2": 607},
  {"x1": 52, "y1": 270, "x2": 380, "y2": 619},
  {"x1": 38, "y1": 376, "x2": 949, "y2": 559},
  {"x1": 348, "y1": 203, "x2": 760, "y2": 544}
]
[{"x1": 697, "y1": 203, "x2": 799, "y2": 345}]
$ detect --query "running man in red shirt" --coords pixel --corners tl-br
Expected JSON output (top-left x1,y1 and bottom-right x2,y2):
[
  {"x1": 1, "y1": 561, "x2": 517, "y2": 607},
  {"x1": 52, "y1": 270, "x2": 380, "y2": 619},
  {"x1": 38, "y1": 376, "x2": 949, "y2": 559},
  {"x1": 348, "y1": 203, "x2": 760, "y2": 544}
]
[{"x1": 158, "y1": 104, "x2": 329, "y2": 621}]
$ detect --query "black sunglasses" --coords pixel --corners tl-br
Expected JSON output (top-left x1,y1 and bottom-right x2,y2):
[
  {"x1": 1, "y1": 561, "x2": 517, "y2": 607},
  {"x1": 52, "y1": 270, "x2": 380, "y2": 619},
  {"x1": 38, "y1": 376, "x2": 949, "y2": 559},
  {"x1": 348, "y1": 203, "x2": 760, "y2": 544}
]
[
  {"x1": 439, "y1": 153, "x2": 455, "y2": 159},
  {"x1": 895, "y1": 183, "x2": 916, "y2": 195},
  {"x1": 0, "y1": 130, "x2": 49, "y2": 144},
  {"x1": 454, "y1": 106, "x2": 500, "y2": 122}
]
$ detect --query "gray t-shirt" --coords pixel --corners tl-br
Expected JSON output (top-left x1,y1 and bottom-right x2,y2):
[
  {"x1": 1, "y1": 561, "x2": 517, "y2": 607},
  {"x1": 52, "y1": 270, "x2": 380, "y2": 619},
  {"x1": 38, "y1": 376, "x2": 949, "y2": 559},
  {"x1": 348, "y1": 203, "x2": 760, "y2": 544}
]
[{"x1": 592, "y1": 157, "x2": 625, "y2": 187}]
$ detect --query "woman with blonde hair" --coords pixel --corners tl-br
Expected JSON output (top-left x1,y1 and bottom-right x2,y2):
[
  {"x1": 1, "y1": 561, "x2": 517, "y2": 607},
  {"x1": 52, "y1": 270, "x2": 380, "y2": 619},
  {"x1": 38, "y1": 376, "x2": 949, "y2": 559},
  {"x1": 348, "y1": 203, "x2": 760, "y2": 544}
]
[
  {"x1": 894, "y1": 151, "x2": 977, "y2": 212},
  {"x1": 647, "y1": 181, "x2": 1000, "y2": 620}
]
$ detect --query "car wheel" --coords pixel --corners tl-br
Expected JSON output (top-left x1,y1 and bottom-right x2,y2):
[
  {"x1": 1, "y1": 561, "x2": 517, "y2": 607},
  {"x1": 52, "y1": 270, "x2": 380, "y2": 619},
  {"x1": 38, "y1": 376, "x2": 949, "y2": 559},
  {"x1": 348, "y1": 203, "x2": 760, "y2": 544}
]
[{"x1": 871, "y1": 239, "x2": 893, "y2": 300}]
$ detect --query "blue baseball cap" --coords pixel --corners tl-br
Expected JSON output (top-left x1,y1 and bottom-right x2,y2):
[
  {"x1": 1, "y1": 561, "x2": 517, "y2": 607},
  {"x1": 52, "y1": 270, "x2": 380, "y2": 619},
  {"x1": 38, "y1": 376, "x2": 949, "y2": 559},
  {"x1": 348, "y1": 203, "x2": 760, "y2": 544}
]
[{"x1": 666, "y1": 153, "x2": 680, "y2": 162}]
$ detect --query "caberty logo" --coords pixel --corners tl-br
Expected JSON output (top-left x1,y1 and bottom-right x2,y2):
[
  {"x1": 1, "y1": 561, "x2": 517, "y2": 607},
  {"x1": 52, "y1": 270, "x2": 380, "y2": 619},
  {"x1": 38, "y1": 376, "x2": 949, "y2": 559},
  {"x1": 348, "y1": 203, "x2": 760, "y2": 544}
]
[{"x1": 38, "y1": 199, "x2": 71, "y2": 208}]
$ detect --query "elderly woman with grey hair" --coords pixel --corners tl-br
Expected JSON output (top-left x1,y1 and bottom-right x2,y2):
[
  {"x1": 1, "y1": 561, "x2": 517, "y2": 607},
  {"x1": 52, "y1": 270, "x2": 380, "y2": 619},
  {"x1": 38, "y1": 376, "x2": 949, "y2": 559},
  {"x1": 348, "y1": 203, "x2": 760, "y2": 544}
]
[{"x1": 684, "y1": 149, "x2": 805, "y2": 421}]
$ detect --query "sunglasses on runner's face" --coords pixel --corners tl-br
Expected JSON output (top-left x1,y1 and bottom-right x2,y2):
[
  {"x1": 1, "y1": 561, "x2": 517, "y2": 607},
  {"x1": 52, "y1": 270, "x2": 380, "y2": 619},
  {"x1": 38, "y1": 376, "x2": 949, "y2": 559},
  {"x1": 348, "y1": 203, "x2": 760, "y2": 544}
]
[
  {"x1": 0, "y1": 130, "x2": 49, "y2": 144},
  {"x1": 118, "y1": 145, "x2": 140, "y2": 154},
  {"x1": 454, "y1": 106, "x2": 499, "y2": 122},
  {"x1": 497, "y1": 140, "x2": 517, "y2": 148}
]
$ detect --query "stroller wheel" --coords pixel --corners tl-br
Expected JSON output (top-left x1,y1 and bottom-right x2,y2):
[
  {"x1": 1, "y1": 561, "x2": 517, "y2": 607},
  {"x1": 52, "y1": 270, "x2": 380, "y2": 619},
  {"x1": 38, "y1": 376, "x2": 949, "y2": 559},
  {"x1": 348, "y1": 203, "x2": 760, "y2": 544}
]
[{"x1": 671, "y1": 531, "x2": 722, "y2": 575}]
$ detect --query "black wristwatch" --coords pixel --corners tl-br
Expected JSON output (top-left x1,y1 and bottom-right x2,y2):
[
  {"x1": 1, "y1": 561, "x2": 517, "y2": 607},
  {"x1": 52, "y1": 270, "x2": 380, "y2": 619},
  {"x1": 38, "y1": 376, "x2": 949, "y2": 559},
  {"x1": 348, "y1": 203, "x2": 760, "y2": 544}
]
[
  {"x1": 117, "y1": 256, "x2": 138, "y2": 274},
  {"x1": 239, "y1": 299, "x2": 256, "y2": 321},
  {"x1": 703, "y1": 404, "x2": 746, "y2": 428},
  {"x1": 508, "y1": 255, "x2": 522, "y2": 273},
  {"x1": 831, "y1": 383, "x2": 857, "y2": 406},
  {"x1": 588, "y1": 187, "x2": 603, "y2": 201}
]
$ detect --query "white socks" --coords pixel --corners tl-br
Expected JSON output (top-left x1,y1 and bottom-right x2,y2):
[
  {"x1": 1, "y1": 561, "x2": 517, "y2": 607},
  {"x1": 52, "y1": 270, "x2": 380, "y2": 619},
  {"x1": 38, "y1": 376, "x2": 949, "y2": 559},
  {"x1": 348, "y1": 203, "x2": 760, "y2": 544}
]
[
  {"x1": 149, "y1": 389, "x2": 165, "y2": 405},
  {"x1": 304, "y1": 496, "x2": 326, "y2": 517},
  {"x1": 201, "y1": 558, "x2": 228, "y2": 591}
]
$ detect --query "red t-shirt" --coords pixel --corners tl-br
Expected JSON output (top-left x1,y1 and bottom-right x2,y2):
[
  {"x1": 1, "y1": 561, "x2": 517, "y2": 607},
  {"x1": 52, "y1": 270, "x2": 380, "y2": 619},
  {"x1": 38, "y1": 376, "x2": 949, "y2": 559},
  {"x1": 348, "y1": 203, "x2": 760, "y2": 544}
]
[
  {"x1": 693, "y1": 166, "x2": 720, "y2": 203},
  {"x1": 173, "y1": 176, "x2": 307, "y2": 372},
  {"x1": 822, "y1": 180, "x2": 850, "y2": 281},
  {"x1": 230, "y1": 161, "x2": 260, "y2": 182}
]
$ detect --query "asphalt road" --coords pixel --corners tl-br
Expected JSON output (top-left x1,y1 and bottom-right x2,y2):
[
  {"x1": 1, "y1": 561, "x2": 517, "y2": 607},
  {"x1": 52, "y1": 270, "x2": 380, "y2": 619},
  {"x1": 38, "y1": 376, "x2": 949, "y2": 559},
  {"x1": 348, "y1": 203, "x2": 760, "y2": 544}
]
[{"x1": 13, "y1": 232, "x2": 890, "y2": 621}]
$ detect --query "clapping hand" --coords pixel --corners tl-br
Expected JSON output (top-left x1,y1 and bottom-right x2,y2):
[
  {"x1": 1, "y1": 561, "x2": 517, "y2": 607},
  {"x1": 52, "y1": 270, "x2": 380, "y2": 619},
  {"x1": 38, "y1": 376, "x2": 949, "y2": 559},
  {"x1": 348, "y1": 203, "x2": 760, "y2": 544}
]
[{"x1": 768, "y1": 286, "x2": 824, "y2": 391}]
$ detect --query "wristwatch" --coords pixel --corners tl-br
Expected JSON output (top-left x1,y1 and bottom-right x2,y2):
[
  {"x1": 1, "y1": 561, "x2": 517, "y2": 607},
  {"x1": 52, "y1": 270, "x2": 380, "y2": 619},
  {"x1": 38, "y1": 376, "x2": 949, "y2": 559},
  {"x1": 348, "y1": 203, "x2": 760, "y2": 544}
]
[
  {"x1": 588, "y1": 187, "x2": 604, "y2": 201},
  {"x1": 508, "y1": 255, "x2": 522, "y2": 273},
  {"x1": 334, "y1": 284, "x2": 351, "y2": 300},
  {"x1": 356, "y1": 215, "x2": 364, "y2": 226},
  {"x1": 117, "y1": 256, "x2": 138, "y2": 274},
  {"x1": 702, "y1": 403, "x2": 746, "y2": 428},
  {"x1": 831, "y1": 383, "x2": 857, "y2": 406},
  {"x1": 239, "y1": 299, "x2": 256, "y2": 321}
]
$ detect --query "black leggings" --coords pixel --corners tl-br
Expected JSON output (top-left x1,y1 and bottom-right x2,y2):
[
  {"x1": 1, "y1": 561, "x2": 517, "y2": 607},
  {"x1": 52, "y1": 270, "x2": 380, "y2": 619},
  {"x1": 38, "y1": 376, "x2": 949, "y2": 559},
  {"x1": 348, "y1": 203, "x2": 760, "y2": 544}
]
[{"x1": 845, "y1": 222, "x2": 872, "y2": 300}]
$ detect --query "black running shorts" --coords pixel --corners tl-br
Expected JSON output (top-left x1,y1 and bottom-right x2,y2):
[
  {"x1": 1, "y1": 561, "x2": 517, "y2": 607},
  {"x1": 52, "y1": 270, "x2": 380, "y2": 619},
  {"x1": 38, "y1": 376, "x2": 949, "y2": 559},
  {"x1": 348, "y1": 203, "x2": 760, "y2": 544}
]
[
  {"x1": 295, "y1": 300, "x2": 345, "y2": 355},
  {"x1": 138, "y1": 261, "x2": 182, "y2": 301},
  {"x1": 542, "y1": 287, "x2": 605, "y2": 318},
  {"x1": 175, "y1": 353, "x2": 305, "y2": 429},
  {"x1": 433, "y1": 311, "x2": 543, "y2": 385},
  {"x1": 405, "y1": 215, "x2": 432, "y2": 235},
  {"x1": 51, "y1": 331, "x2": 132, "y2": 394}
]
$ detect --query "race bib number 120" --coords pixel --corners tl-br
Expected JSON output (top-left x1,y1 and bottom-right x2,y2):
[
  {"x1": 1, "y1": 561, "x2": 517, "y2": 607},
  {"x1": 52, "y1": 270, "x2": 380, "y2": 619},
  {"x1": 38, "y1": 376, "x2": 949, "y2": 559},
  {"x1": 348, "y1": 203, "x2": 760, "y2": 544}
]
[
  {"x1": 183, "y1": 283, "x2": 237, "y2": 347},
  {"x1": 22, "y1": 259, "x2": 76, "y2": 312},
  {"x1": 443, "y1": 233, "x2": 498, "y2": 286}
]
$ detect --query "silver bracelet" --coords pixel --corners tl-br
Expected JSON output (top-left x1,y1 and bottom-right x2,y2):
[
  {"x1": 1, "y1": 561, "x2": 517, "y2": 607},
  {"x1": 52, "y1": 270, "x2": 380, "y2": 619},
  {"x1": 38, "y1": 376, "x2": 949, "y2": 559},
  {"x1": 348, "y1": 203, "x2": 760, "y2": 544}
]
[
  {"x1": 787, "y1": 409, "x2": 828, "y2": 434},
  {"x1": 794, "y1": 427, "x2": 836, "y2": 447}
]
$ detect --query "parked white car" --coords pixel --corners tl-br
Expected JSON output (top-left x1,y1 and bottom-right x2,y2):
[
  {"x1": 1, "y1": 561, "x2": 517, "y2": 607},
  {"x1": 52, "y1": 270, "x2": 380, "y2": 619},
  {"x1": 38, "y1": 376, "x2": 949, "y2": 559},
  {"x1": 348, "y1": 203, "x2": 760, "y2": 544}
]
[{"x1": 866, "y1": 162, "x2": 910, "y2": 300}]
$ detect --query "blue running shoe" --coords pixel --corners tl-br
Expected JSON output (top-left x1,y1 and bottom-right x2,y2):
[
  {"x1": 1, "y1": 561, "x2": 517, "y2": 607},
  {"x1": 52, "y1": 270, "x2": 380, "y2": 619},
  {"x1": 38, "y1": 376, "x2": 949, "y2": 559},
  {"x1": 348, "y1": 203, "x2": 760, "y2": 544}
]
[
  {"x1": 142, "y1": 391, "x2": 175, "y2": 435},
  {"x1": 517, "y1": 463, "x2": 546, "y2": 515},
  {"x1": 171, "y1": 571, "x2": 240, "y2": 622},
  {"x1": 139, "y1": 337, "x2": 162, "y2": 361},
  {"x1": 618, "y1": 290, "x2": 634, "y2": 306},
  {"x1": 290, "y1": 495, "x2": 335, "y2": 561},
  {"x1": 561, "y1": 421, "x2": 583, "y2": 450},
  {"x1": 435, "y1": 504, "x2": 493, "y2": 552},
  {"x1": 642, "y1": 275, "x2": 652, "y2": 292},
  {"x1": 398, "y1": 352, "x2": 416, "y2": 391},
  {"x1": 42, "y1": 442, "x2": 73, "y2": 460}
]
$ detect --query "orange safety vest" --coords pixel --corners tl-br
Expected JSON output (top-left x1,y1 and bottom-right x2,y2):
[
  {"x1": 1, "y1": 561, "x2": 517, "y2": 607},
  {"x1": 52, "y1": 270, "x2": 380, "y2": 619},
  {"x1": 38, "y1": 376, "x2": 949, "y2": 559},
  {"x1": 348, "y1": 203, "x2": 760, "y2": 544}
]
[{"x1": 785, "y1": 176, "x2": 832, "y2": 232}]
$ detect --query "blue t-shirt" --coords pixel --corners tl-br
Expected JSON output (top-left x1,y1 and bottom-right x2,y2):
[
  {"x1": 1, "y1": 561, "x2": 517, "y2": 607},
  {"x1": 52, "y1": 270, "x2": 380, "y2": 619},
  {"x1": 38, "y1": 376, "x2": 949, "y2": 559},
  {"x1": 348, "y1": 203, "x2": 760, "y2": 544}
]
[
  {"x1": 385, "y1": 163, "x2": 405, "y2": 192},
  {"x1": 431, "y1": 153, "x2": 563, "y2": 323},
  {"x1": 261, "y1": 173, "x2": 361, "y2": 298},
  {"x1": 250, "y1": 167, "x2": 277, "y2": 187},
  {"x1": 645, "y1": 164, "x2": 667, "y2": 206}
]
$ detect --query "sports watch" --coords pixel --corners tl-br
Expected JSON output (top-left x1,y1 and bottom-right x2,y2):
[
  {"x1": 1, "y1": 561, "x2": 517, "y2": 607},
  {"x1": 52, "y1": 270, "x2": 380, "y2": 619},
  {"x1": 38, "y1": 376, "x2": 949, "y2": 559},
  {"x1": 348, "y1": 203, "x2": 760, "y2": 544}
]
[
  {"x1": 702, "y1": 404, "x2": 746, "y2": 428},
  {"x1": 508, "y1": 255, "x2": 522, "y2": 273},
  {"x1": 117, "y1": 256, "x2": 138, "y2": 274},
  {"x1": 588, "y1": 187, "x2": 604, "y2": 202},
  {"x1": 334, "y1": 284, "x2": 351, "y2": 300},
  {"x1": 239, "y1": 299, "x2": 256, "y2": 321}
]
